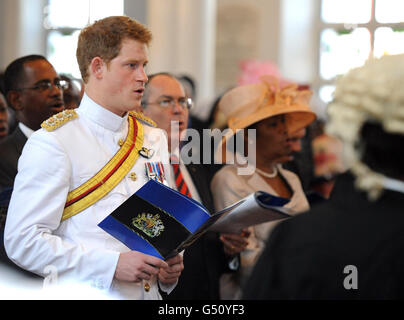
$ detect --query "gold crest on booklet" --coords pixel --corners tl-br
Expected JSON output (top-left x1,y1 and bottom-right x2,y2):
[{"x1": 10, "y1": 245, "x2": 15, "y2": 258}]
[{"x1": 131, "y1": 213, "x2": 165, "y2": 238}]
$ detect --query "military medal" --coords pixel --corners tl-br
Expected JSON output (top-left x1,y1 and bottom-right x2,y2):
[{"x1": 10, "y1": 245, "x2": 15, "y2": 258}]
[
  {"x1": 145, "y1": 162, "x2": 167, "y2": 185},
  {"x1": 139, "y1": 147, "x2": 155, "y2": 159}
]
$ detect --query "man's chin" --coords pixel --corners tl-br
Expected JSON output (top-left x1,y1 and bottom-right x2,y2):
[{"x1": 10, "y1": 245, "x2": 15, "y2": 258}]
[
  {"x1": 126, "y1": 101, "x2": 142, "y2": 113},
  {"x1": 131, "y1": 104, "x2": 143, "y2": 113}
]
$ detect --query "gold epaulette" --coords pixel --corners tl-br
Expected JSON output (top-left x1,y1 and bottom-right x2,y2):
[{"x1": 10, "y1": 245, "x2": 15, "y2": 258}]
[
  {"x1": 41, "y1": 109, "x2": 78, "y2": 131},
  {"x1": 129, "y1": 111, "x2": 157, "y2": 128}
]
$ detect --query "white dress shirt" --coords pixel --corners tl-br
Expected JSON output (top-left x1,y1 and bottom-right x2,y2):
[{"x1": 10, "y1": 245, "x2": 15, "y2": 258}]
[
  {"x1": 18, "y1": 122, "x2": 34, "y2": 139},
  {"x1": 4, "y1": 94, "x2": 173, "y2": 299}
]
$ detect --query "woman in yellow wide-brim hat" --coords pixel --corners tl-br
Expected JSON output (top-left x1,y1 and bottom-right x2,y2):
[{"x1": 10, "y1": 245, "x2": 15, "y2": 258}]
[{"x1": 211, "y1": 75, "x2": 316, "y2": 299}]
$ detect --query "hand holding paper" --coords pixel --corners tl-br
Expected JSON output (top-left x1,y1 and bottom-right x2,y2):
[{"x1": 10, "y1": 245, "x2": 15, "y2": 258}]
[
  {"x1": 158, "y1": 254, "x2": 184, "y2": 284},
  {"x1": 220, "y1": 230, "x2": 250, "y2": 256},
  {"x1": 114, "y1": 250, "x2": 168, "y2": 283}
]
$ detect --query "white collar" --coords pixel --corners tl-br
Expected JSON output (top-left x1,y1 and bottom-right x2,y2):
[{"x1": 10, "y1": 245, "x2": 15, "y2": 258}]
[
  {"x1": 77, "y1": 93, "x2": 128, "y2": 132},
  {"x1": 18, "y1": 122, "x2": 35, "y2": 138}
]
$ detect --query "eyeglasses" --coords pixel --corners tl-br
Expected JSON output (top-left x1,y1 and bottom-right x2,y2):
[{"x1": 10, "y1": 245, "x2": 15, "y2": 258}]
[
  {"x1": 145, "y1": 97, "x2": 193, "y2": 110},
  {"x1": 16, "y1": 79, "x2": 69, "y2": 92}
]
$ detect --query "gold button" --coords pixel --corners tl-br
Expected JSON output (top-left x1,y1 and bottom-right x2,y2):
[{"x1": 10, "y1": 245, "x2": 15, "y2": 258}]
[
  {"x1": 130, "y1": 172, "x2": 137, "y2": 181},
  {"x1": 144, "y1": 282, "x2": 150, "y2": 292},
  {"x1": 118, "y1": 139, "x2": 124, "y2": 147}
]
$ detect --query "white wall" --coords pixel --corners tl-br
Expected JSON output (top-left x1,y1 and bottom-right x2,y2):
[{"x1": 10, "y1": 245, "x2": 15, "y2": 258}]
[
  {"x1": 279, "y1": 0, "x2": 318, "y2": 84},
  {"x1": 146, "y1": 0, "x2": 217, "y2": 119},
  {"x1": 215, "y1": 0, "x2": 282, "y2": 92},
  {"x1": 124, "y1": 0, "x2": 147, "y2": 25},
  {"x1": 0, "y1": 0, "x2": 47, "y2": 70}
]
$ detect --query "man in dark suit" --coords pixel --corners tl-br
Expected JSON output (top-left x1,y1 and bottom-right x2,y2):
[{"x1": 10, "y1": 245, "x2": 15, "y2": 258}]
[
  {"x1": 0, "y1": 55, "x2": 66, "y2": 191},
  {"x1": 142, "y1": 73, "x2": 247, "y2": 299},
  {"x1": 243, "y1": 54, "x2": 404, "y2": 300},
  {"x1": 0, "y1": 55, "x2": 65, "y2": 273},
  {"x1": 0, "y1": 122, "x2": 26, "y2": 191}
]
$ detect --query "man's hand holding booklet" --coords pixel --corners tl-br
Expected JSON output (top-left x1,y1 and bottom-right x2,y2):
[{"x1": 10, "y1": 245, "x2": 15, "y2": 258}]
[{"x1": 98, "y1": 180, "x2": 291, "y2": 260}]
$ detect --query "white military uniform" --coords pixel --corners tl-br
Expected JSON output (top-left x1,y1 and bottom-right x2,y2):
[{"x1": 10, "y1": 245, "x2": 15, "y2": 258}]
[{"x1": 4, "y1": 94, "x2": 174, "y2": 299}]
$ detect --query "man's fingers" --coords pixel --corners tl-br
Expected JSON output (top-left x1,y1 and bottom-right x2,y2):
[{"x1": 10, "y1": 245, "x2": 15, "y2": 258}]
[
  {"x1": 141, "y1": 263, "x2": 161, "y2": 277},
  {"x1": 144, "y1": 255, "x2": 168, "y2": 269},
  {"x1": 165, "y1": 254, "x2": 183, "y2": 267},
  {"x1": 159, "y1": 268, "x2": 181, "y2": 279},
  {"x1": 133, "y1": 273, "x2": 148, "y2": 282},
  {"x1": 164, "y1": 262, "x2": 183, "y2": 273},
  {"x1": 114, "y1": 251, "x2": 169, "y2": 283},
  {"x1": 159, "y1": 269, "x2": 182, "y2": 284},
  {"x1": 158, "y1": 254, "x2": 184, "y2": 284}
]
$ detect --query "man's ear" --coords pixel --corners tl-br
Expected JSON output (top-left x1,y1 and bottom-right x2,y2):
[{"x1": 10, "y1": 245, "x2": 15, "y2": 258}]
[
  {"x1": 90, "y1": 57, "x2": 105, "y2": 80},
  {"x1": 6, "y1": 91, "x2": 23, "y2": 111}
]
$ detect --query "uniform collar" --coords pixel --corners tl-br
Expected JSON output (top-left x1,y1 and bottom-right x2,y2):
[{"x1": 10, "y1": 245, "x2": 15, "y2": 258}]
[{"x1": 78, "y1": 93, "x2": 128, "y2": 132}]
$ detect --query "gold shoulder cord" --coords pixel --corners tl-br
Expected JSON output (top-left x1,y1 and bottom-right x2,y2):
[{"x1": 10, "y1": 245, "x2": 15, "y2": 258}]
[
  {"x1": 129, "y1": 111, "x2": 157, "y2": 128},
  {"x1": 61, "y1": 115, "x2": 144, "y2": 221}
]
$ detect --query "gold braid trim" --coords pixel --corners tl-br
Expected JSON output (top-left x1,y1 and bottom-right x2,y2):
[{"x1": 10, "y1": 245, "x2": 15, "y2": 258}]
[
  {"x1": 61, "y1": 116, "x2": 144, "y2": 221},
  {"x1": 129, "y1": 111, "x2": 157, "y2": 127},
  {"x1": 41, "y1": 109, "x2": 78, "y2": 131}
]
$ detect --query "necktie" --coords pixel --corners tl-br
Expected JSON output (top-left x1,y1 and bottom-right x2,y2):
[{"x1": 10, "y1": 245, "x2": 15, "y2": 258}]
[{"x1": 171, "y1": 157, "x2": 192, "y2": 198}]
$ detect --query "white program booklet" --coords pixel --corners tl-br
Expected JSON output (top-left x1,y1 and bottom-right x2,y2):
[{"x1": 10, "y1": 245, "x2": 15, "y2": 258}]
[{"x1": 209, "y1": 191, "x2": 292, "y2": 234}]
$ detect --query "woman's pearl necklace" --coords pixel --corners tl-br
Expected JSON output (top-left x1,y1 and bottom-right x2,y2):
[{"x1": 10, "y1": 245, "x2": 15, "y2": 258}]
[{"x1": 255, "y1": 166, "x2": 278, "y2": 178}]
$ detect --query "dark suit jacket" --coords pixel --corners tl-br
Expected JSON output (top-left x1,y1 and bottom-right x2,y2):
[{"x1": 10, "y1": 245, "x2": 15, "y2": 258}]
[
  {"x1": 165, "y1": 163, "x2": 229, "y2": 300},
  {"x1": 0, "y1": 126, "x2": 27, "y2": 191},
  {"x1": 243, "y1": 172, "x2": 404, "y2": 299}
]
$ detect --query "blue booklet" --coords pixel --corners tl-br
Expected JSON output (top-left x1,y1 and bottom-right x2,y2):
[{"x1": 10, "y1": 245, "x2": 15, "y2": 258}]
[{"x1": 98, "y1": 180, "x2": 290, "y2": 260}]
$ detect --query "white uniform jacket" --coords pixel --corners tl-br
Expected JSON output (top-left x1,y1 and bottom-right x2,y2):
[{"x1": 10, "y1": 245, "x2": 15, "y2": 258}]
[{"x1": 4, "y1": 94, "x2": 174, "y2": 299}]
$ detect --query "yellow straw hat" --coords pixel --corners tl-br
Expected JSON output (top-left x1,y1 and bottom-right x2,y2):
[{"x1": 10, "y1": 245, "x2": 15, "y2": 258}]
[{"x1": 219, "y1": 75, "x2": 316, "y2": 134}]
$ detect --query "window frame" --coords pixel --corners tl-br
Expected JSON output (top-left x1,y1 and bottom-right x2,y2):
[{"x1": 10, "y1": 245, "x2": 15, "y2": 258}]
[
  {"x1": 44, "y1": 0, "x2": 124, "y2": 80},
  {"x1": 314, "y1": 0, "x2": 404, "y2": 105}
]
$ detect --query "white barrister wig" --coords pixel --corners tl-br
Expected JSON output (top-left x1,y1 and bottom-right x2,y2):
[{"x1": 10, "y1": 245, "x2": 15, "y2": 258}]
[{"x1": 326, "y1": 54, "x2": 404, "y2": 200}]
